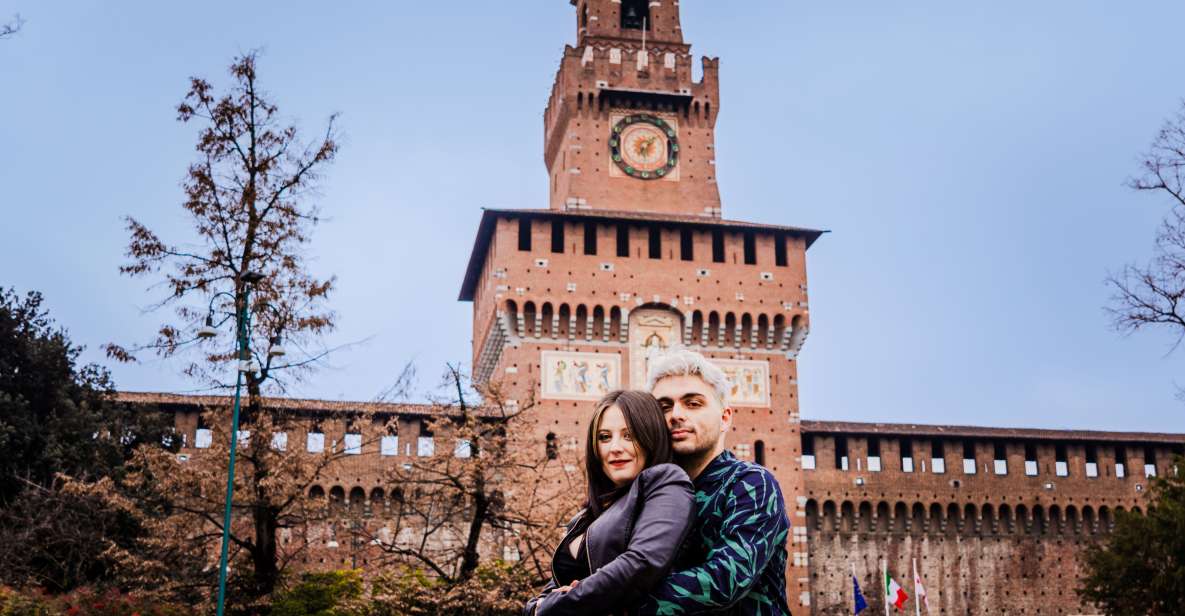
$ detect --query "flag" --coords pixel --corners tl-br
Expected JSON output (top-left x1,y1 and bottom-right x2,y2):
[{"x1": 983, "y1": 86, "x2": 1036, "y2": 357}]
[
  {"x1": 913, "y1": 560, "x2": 930, "y2": 612},
  {"x1": 884, "y1": 571, "x2": 909, "y2": 612},
  {"x1": 853, "y1": 575, "x2": 869, "y2": 614}
]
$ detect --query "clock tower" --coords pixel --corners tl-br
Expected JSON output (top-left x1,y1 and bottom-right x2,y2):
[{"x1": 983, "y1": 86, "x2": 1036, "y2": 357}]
[
  {"x1": 461, "y1": 2, "x2": 822, "y2": 612},
  {"x1": 545, "y1": 0, "x2": 723, "y2": 217}
]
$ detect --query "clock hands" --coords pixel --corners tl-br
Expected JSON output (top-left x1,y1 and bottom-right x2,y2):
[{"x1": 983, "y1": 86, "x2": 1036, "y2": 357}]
[{"x1": 634, "y1": 135, "x2": 659, "y2": 159}]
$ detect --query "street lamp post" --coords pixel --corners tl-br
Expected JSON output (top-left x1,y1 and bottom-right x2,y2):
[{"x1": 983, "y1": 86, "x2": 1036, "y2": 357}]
[
  {"x1": 214, "y1": 279, "x2": 253, "y2": 616},
  {"x1": 204, "y1": 272, "x2": 265, "y2": 616}
]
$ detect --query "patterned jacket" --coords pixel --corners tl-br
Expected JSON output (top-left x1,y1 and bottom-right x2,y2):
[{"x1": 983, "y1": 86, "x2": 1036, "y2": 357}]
[{"x1": 634, "y1": 450, "x2": 791, "y2": 616}]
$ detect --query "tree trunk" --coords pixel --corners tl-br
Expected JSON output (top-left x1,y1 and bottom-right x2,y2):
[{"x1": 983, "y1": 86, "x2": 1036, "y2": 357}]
[
  {"x1": 252, "y1": 500, "x2": 279, "y2": 597},
  {"x1": 246, "y1": 376, "x2": 278, "y2": 597},
  {"x1": 459, "y1": 473, "x2": 489, "y2": 581}
]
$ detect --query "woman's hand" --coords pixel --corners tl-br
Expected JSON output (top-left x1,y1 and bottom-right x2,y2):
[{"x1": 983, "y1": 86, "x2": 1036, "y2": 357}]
[{"x1": 551, "y1": 580, "x2": 581, "y2": 594}]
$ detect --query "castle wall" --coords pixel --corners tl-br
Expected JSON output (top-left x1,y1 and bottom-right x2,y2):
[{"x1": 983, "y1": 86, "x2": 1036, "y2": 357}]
[{"x1": 800, "y1": 426, "x2": 1184, "y2": 615}]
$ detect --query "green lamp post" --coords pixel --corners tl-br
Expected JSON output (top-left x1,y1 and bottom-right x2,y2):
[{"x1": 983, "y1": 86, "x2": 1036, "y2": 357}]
[{"x1": 197, "y1": 272, "x2": 265, "y2": 616}]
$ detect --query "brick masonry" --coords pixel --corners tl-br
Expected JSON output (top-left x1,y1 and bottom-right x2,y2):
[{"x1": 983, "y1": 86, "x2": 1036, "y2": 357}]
[
  {"x1": 138, "y1": 2, "x2": 1185, "y2": 614},
  {"x1": 800, "y1": 423, "x2": 1184, "y2": 615}
]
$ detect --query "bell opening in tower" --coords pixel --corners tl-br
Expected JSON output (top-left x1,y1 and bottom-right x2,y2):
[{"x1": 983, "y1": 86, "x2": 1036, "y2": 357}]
[{"x1": 621, "y1": 0, "x2": 651, "y2": 30}]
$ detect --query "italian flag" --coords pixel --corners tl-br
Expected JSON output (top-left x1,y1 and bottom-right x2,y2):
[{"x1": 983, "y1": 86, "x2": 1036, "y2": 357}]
[{"x1": 884, "y1": 571, "x2": 909, "y2": 612}]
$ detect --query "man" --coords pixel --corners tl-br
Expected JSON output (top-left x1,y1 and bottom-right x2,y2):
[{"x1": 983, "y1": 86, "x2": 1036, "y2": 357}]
[{"x1": 637, "y1": 349, "x2": 791, "y2": 616}]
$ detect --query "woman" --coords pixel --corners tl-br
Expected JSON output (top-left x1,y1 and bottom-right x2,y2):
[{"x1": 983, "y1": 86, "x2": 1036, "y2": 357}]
[{"x1": 524, "y1": 390, "x2": 696, "y2": 616}]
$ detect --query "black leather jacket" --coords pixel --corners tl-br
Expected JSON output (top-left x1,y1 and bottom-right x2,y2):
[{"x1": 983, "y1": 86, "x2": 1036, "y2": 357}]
[{"x1": 525, "y1": 463, "x2": 696, "y2": 616}]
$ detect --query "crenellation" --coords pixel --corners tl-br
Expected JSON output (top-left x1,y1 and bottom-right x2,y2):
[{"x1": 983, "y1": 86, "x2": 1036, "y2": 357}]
[{"x1": 800, "y1": 422, "x2": 1183, "y2": 614}]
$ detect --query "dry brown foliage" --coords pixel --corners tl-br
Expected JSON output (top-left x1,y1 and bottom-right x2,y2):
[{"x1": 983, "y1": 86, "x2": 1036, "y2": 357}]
[
  {"x1": 105, "y1": 51, "x2": 340, "y2": 395},
  {"x1": 358, "y1": 366, "x2": 583, "y2": 586},
  {"x1": 97, "y1": 51, "x2": 344, "y2": 603}
]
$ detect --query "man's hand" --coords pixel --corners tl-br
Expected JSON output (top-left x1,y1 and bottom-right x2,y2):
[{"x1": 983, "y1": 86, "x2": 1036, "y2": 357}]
[{"x1": 551, "y1": 579, "x2": 581, "y2": 594}]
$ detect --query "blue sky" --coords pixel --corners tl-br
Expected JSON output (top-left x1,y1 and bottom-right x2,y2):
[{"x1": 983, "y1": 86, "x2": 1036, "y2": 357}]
[{"x1": 1, "y1": 1, "x2": 1182, "y2": 433}]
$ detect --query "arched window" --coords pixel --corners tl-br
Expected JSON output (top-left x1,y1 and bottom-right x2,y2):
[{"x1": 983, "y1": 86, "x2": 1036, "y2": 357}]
[
  {"x1": 593, "y1": 305, "x2": 606, "y2": 339},
  {"x1": 369, "y1": 488, "x2": 385, "y2": 515},
  {"x1": 621, "y1": 0, "x2": 650, "y2": 30},
  {"x1": 858, "y1": 502, "x2": 873, "y2": 533},
  {"x1": 558, "y1": 304, "x2": 571, "y2": 338},
  {"x1": 754, "y1": 440, "x2": 765, "y2": 467},
  {"x1": 524, "y1": 302, "x2": 538, "y2": 337},
  {"x1": 349, "y1": 487, "x2": 366, "y2": 516},
  {"x1": 506, "y1": 300, "x2": 519, "y2": 336},
  {"x1": 840, "y1": 502, "x2": 855, "y2": 533},
  {"x1": 546, "y1": 432, "x2": 558, "y2": 460},
  {"x1": 541, "y1": 303, "x2": 555, "y2": 338},
  {"x1": 575, "y1": 304, "x2": 589, "y2": 339},
  {"x1": 805, "y1": 500, "x2": 820, "y2": 532},
  {"x1": 581, "y1": 3, "x2": 589, "y2": 29},
  {"x1": 609, "y1": 307, "x2": 623, "y2": 342},
  {"x1": 329, "y1": 486, "x2": 346, "y2": 514}
]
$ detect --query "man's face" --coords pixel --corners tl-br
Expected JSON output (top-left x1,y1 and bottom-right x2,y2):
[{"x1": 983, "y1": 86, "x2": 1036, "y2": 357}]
[{"x1": 652, "y1": 374, "x2": 732, "y2": 458}]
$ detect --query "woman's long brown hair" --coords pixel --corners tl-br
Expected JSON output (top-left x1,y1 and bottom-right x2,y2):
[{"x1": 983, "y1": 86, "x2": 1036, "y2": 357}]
[{"x1": 584, "y1": 390, "x2": 673, "y2": 518}]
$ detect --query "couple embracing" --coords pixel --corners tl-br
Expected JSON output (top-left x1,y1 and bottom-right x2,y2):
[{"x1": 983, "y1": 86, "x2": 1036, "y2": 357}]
[{"x1": 525, "y1": 350, "x2": 791, "y2": 616}]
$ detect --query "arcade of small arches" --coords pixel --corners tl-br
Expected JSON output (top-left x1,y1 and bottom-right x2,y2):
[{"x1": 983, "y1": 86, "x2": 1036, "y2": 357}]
[
  {"x1": 804, "y1": 499, "x2": 1139, "y2": 538},
  {"x1": 574, "y1": 89, "x2": 714, "y2": 125},
  {"x1": 499, "y1": 299, "x2": 808, "y2": 355},
  {"x1": 306, "y1": 484, "x2": 407, "y2": 519}
]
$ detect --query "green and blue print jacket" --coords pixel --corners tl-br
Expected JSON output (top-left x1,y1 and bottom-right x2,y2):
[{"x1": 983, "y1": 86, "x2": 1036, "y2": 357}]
[{"x1": 635, "y1": 450, "x2": 791, "y2": 616}]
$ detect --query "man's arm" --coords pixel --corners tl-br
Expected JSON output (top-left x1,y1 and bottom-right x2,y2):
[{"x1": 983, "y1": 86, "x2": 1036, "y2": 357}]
[{"x1": 635, "y1": 468, "x2": 789, "y2": 616}]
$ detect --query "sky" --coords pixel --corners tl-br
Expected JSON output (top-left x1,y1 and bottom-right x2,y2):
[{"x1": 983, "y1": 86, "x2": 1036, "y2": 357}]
[{"x1": 1, "y1": 1, "x2": 1183, "y2": 434}]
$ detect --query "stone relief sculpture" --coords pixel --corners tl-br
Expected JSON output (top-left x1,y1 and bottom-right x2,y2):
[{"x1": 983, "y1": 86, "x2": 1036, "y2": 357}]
[
  {"x1": 541, "y1": 351, "x2": 622, "y2": 400},
  {"x1": 715, "y1": 359, "x2": 771, "y2": 407},
  {"x1": 630, "y1": 308, "x2": 682, "y2": 387}
]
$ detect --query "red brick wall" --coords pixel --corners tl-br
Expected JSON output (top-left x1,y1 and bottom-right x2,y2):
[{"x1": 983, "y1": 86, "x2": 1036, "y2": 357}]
[{"x1": 800, "y1": 430, "x2": 1182, "y2": 615}]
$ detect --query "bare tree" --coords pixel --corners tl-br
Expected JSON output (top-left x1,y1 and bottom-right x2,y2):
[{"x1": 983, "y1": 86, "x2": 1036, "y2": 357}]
[
  {"x1": 1108, "y1": 102, "x2": 1185, "y2": 352},
  {"x1": 102, "y1": 52, "x2": 342, "y2": 602},
  {"x1": 360, "y1": 366, "x2": 583, "y2": 586},
  {"x1": 0, "y1": 14, "x2": 24, "y2": 39}
]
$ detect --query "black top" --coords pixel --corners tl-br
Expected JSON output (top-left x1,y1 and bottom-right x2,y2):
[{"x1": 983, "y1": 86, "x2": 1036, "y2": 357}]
[
  {"x1": 524, "y1": 464, "x2": 695, "y2": 616},
  {"x1": 553, "y1": 533, "x2": 590, "y2": 585}
]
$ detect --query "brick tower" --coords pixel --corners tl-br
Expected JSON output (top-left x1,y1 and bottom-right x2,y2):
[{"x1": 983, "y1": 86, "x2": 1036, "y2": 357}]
[
  {"x1": 461, "y1": 1, "x2": 824, "y2": 612},
  {"x1": 544, "y1": 0, "x2": 721, "y2": 217}
]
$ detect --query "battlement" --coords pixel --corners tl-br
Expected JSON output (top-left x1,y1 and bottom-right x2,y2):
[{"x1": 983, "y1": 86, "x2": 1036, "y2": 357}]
[
  {"x1": 569, "y1": 0, "x2": 686, "y2": 47},
  {"x1": 543, "y1": 46, "x2": 719, "y2": 172}
]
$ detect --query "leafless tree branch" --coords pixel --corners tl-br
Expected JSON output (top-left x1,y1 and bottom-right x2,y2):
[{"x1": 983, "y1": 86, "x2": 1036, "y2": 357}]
[
  {"x1": 0, "y1": 14, "x2": 24, "y2": 39},
  {"x1": 1108, "y1": 101, "x2": 1185, "y2": 358}
]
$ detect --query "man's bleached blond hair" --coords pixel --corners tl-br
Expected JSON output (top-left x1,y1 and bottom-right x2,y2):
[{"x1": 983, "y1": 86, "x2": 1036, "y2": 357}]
[{"x1": 646, "y1": 349, "x2": 730, "y2": 405}]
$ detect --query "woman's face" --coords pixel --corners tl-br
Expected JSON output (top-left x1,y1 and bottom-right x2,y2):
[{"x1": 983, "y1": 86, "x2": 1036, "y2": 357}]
[{"x1": 597, "y1": 404, "x2": 647, "y2": 488}]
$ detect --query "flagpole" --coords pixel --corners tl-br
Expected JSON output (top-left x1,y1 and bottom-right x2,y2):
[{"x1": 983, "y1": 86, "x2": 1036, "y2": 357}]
[
  {"x1": 913, "y1": 559, "x2": 921, "y2": 616},
  {"x1": 882, "y1": 559, "x2": 890, "y2": 616}
]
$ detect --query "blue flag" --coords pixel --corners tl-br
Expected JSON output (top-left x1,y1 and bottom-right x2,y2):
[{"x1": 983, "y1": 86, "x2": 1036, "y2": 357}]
[{"x1": 852, "y1": 575, "x2": 869, "y2": 614}]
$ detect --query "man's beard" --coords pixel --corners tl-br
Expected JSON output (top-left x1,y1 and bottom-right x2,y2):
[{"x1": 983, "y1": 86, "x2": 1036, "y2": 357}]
[{"x1": 672, "y1": 427, "x2": 717, "y2": 460}]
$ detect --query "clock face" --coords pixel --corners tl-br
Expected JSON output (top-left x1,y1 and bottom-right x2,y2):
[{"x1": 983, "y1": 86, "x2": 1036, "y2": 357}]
[{"x1": 609, "y1": 114, "x2": 679, "y2": 180}]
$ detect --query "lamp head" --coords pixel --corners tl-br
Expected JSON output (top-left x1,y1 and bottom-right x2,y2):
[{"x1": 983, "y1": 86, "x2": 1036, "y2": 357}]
[
  {"x1": 268, "y1": 335, "x2": 286, "y2": 358},
  {"x1": 196, "y1": 315, "x2": 218, "y2": 339}
]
